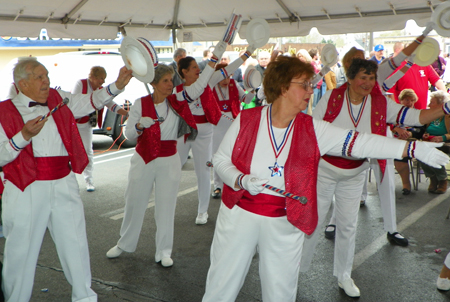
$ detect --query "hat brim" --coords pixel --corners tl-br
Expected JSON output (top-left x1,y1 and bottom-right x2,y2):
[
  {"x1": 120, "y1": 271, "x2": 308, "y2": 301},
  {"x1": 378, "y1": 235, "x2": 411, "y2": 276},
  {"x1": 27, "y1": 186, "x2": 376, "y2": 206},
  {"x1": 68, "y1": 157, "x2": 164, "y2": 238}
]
[
  {"x1": 413, "y1": 37, "x2": 440, "y2": 67},
  {"x1": 432, "y1": 1, "x2": 450, "y2": 37},
  {"x1": 245, "y1": 18, "x2": 270, "y2": 48},
  {"x1": 120, "y1": 36, "x2": 156, "y2": 83},
  {"x1": 243, "y1": 66, "x2": 262, "y2": 91},
  {"x1": 321, "y1": 44, "x2": 338, "y2": 67}
]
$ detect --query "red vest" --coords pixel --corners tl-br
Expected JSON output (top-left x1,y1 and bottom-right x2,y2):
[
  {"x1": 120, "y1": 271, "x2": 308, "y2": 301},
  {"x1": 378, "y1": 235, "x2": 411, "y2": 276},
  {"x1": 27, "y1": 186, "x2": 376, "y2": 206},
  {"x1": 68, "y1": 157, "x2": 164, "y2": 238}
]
[
  {"x1": 221, "y1": 107, "x2": 320, "y2": 235},
  {"x1": 0, "y1": 89, "x2": 88, "y2": 191},
  {"x1": 135, "y1": 94, "x2": 197, "y2": 164},
  {"x1": 323, "y1": 83, "x2": 387, "y2": 178},
  {"x1": 176, "y1": 83, "x2": 221, "y2": 125},
  {"x1": 76, "y1": 79, "x2": 105, "y2": 127},
  {"x1": 212, "y1": 79, "x2": 241, "y2": 119}
]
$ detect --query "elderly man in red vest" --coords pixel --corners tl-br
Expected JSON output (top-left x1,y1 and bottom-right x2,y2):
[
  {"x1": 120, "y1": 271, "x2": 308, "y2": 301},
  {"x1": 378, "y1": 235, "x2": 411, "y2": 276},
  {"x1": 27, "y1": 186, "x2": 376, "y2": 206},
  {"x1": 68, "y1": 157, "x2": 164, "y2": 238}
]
[
  {"x1": 73, "y1": 66, "x2": 129, "y2": 192},
  {"x1": 0, "y1": 58, "x2": 132, "y2": 302}
]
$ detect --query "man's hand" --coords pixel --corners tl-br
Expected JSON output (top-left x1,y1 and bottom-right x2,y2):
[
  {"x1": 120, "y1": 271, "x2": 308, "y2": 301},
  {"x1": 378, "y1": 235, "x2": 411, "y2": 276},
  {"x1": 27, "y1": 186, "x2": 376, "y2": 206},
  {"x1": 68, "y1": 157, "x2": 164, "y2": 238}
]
[
  {"x1": 21, "y1": 116, "x2": 47, "y2": 141},
  {"x1": 115, "y1": 66, "x2": 133, "y2": 90}
]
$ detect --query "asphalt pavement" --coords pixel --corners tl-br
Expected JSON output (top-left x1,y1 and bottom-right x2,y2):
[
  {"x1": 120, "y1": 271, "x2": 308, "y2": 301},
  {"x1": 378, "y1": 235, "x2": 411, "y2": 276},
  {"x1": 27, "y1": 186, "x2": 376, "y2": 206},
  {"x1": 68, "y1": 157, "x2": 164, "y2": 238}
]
[{"x1": 2, "y1": 135, "x2": 450, "y2": 302}]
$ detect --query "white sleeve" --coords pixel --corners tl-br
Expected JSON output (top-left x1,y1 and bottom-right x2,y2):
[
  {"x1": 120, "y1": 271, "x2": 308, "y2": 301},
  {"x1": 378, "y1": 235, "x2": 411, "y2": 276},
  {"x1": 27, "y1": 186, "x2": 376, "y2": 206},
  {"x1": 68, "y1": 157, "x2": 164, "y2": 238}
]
[
  {"x1": 208, "y1": 57, "x2": 245, "y2": 88},
  {"x1": 176, "y1": 65, "x2": 214, "y2": 102},
  {"x1": 72, "y1": 79, "x2": 83, "y2": 94},
  {"x1": 58, "y1": 83, "x2": 123, "y2": 119},
  {"x1": 213, "y1": 113, "x2": 244, "y2": 191},
  {"x1": 386, "y1": 97, "x2": 422, "y2": 126},
  {"x1": 257, "y1": 83, "x2": 266, "y2": 100},
  {"x1": 237, "y1": 84, "x2": 254, "y2": 104},
  {"x1": 313, "y1": 118, "x2": 405, "y2": 159},
  {"x1": 0, "y1": 123, "x2": 30, "y2": 167},
  {"x1": 124, "y1": 98, "x2": 142, "y2": 141},
  {"x1": 312, "y1": 89, "x2": 332, "y2": 120}
]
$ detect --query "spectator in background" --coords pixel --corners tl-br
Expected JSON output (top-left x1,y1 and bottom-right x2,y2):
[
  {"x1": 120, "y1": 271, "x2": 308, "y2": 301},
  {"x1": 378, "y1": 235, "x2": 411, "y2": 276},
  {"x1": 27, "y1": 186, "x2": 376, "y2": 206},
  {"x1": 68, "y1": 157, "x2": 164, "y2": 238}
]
[
  {"x1": 220, "y1": 54, "x2": 231, "y2": 64},
  {"x1": 323, "y1": 63, "x2": 337, "y2": 91},
  {"x1": 370, "y1": 44, "x2": 385, "y2": 64},
  {"x1": 309, "y1": 48, "x2": 326, "y2": 109},
  {"x1": 198, "y1": 47, "x2": 213, "y2": 71},
  {"x1": 392, "y1": 42, "x2": 405, "y2": 58},
  {"x1": 431, "y1": 51, "x2": 446, "y2": 91},
  {"x1": 255, "y1": 51, "x2": 270, "y2": 79},
  {"x1": 169, "y1": 48, "x2": 187, "y2": 87},
  {"x1": 296, "y1": 49, "x2": 312, "y2": 63}
]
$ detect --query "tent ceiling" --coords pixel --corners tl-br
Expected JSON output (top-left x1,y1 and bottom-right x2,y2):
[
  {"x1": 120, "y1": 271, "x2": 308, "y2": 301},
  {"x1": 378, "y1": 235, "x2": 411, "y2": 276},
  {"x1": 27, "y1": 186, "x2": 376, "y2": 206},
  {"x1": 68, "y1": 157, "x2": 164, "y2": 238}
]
[{"x1": 0, "y1": 0, "x2": 445, "y2": 41}]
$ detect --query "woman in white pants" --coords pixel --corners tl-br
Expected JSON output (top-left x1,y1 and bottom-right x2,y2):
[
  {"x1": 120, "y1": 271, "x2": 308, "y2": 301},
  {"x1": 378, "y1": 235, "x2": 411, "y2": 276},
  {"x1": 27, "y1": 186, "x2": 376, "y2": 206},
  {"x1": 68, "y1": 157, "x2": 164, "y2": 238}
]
[
  {"x1": 211, "y1": 62, "x2": 254, "y2": 199},
  {"x1": 106, "y1": 60, "x2": 218, "y2": 267},
  {"x1": 176, "y1": 46, "x2": 255, "y2": 224},
  {"x1": 202, "y1": 56, "x2": 448, "y2": 302}
]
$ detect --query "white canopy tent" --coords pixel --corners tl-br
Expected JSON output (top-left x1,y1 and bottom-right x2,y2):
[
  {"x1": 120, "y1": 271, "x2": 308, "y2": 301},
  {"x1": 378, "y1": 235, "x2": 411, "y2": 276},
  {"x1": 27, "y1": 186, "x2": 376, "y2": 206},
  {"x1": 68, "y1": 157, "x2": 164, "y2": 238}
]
[{"x1": 0, "y1": 0, "x2": 444, "y2": 41}]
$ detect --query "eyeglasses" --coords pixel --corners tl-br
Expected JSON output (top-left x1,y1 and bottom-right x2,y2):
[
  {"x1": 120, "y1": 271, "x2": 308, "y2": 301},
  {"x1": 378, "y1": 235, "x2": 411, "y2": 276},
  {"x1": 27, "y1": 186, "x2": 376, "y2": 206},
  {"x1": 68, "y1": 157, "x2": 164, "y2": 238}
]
[{"x1": 290, "y1": 81, "x2": 313, "y2": 90}]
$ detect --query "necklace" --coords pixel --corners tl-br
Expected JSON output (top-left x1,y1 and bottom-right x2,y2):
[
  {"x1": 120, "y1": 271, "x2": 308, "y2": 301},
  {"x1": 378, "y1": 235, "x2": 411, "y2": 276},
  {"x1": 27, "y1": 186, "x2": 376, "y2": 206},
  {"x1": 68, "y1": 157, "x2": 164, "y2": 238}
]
[
  {"x1": 433, "y1": 117, "x2": 442, "y2": 126},
  {"x1": 152, "y1": 94, "x2": 169, "y2": 123},
  {"x1": 266, "y1": 105, "x2": 295, "y2": 177},
  {"x1": 346, "y1": 88, "x2": 367, "y2": 129},
  {"x1": 217, "y1": 85, "x2": 228, "y2": 100}
]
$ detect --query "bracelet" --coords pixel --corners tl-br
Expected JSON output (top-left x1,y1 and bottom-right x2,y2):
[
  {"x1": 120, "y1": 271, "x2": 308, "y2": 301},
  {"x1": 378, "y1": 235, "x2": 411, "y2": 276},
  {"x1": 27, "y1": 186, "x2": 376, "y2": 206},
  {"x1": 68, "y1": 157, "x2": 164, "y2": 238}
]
[
  {"x1": 237, "y1": 174, "x2": 245, "y2": 190},
  {"x1": 244, "y1": 52, "x2": 250, "y2": 58},
  {"x1": 407, "y1": 141, "x2": 416, "y2": 158},
  {"x1": 406, "y1": 61, "x2": 414, "y2": 68},
  {"x1": 135, "y1": 123, "x2": 143, "y2": 132},
  {"x1": 209, "y1": 56, "x2": 218, "y2": 63},
  {"x1": 414, "y1": 38, "x2": 423, "y2": 45},
  {"x1": 443, "y1": 135, "x2": 447, "y2": 142}
]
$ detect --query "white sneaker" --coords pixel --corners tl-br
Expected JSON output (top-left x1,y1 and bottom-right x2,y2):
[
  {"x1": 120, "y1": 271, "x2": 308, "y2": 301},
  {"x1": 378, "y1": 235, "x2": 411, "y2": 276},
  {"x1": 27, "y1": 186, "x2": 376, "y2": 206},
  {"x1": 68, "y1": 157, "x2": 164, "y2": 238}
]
[
  {"x1": 338, "y1": 278, "x2": 360, "y2": 297},
  {"x1": 195, "y1": 212, "x2": 208, "y2": 225},
  {"x1": 106, "y1": 245, "x2": 123, "y2": 258},
  {"x1": 161, "y1": 257, "x2": 173, "y2": 267},
  {"x1": 437, "y1": 277, "x2": 450, "y2": 290},
  {"x1": 86, "y1": 182, "x2": 95, "y2": 192}
]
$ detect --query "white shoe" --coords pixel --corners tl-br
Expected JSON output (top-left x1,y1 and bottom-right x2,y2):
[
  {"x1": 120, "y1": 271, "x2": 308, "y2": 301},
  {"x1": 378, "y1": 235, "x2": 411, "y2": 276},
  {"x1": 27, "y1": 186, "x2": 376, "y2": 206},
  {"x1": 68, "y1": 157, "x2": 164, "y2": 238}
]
[
  {"x1": 106, "y1": 245, "x2": 123, "y2": 258},
  {"x1": 195, "y1": 212, "x2": 208, "y2": 225},
  {"x1": 338, "y1": 278, "x2": 360, "y2": 297},
  {"x1": 437, "y1": 277, "x2": 450, "y2": 290},
  {"x1": 86, "y1": 182, "x2": 95, "y2": 192},
  {"x1": 161, "y1": 257, "x2": 173, "y2": 267}
]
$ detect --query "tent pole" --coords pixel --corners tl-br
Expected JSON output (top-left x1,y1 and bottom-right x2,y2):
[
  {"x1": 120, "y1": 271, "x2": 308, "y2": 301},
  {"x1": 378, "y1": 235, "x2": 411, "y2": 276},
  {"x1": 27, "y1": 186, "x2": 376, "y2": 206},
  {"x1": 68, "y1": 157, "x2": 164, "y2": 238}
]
[{"x1": 172, "y1": 28, "x2": 178, "y2": 51}]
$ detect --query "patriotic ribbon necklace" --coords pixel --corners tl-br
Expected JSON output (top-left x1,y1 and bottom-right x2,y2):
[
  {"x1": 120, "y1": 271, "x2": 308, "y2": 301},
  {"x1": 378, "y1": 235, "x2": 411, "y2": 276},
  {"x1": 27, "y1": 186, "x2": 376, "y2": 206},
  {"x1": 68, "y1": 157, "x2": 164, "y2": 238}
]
[
  {"x1": 346, "y1": 88, "x2": 367, "y2": 129},
  {"x1": 216, "y1": 85, "x2": 229, "y2": 111},
  {"x1": 266, "y1": 105, "x2": 295, "y2": 177}
]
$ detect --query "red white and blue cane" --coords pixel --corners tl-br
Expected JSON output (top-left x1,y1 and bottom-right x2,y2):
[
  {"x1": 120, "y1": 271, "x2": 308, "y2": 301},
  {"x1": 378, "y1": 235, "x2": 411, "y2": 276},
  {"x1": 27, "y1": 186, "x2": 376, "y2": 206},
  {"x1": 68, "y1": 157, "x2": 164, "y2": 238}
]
[
  {"x1": 221, "y1": 113, "x2": 234, "y2": 122},
  {"x1": 263, "y1": 184, "x2": 307, "y2": 204},
  {"x1": 37, "y1": 98, "x2": 69, "y2": 122}
]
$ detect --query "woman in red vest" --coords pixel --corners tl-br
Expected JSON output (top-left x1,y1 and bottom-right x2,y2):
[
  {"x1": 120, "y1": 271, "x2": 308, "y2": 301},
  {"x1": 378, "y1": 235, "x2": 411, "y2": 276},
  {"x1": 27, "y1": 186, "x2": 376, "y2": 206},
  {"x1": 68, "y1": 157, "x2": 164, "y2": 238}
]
[
  {"x1": 105, "y1": 59, "x2": 220, "y2": 267},
  {"x1": 202, "y1": 56, "x2": 448, "y2": 302},
  {"x1": 302, "y1": 58, "x2": 450, "y2": 298},
  {"x1": 176, "y1": 48, "x2": 254, "y2": 225},
  {"x1": 210, "y1": 63, "x2": 255, "y2": 199}
]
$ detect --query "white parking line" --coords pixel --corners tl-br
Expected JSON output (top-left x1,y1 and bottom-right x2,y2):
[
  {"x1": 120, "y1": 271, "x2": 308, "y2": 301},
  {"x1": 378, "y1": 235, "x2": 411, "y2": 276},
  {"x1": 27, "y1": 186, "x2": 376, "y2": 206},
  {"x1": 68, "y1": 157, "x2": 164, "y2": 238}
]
[
  {"x1": 94, "y1": 148, "x2": 135, "y2": 159},
  {"x1": 108, "y1": 185, "x2": 201, "y2": 220},
  {"x1": 94, "y1": 154, "x2": 133, "y2": 165},
  {"x1": 353, "y1": 192, "x2": 449, "y2": 271}
]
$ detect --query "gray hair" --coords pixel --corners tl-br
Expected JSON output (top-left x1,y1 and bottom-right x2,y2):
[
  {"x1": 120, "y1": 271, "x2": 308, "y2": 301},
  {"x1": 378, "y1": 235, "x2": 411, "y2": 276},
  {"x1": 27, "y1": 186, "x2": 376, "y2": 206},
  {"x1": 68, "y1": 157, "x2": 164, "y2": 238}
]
[
  {"x1": 257, "y1": 51, "x2": 270, "y2": 60},
  {"x1": 430, "y1": 90, "x2": 450, "y2": 104},
  {"x1": 13, "y1": 59, "x2": 45, "y2": 89},
  {"x1": 173, "y1": 48, "x2": 186, "y2": 60},
  {"x1": 151, "y1": 64, "x2": 174, "y2": 85}
]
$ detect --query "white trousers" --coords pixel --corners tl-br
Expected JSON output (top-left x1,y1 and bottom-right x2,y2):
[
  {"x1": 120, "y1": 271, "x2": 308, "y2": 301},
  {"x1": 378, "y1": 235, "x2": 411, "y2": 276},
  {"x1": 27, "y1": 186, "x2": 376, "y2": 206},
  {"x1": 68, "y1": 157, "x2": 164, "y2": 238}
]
[
  {"x1": 212, "y1": 116, "x2": 233, "y2": 190},
  {"x1": 203, "y1": 203, "x2": 304, "y2": 302},
  {"x1": 117, "y1": 153, "x2": 181, "y2": 261},
  {"x1": 371, "y1": 158, "x2": 397, "y2": 233},
  {"x1": 1, "y1": 173, "x2": 97, "y2": 302},
  {"x1": 177, "y1": 123, "x2": 213, "y2": 214},
  {"x1": 77, "y1": 122, "x2": 94, "y2": 184},
  {"x1": 300, "y1": 159, "x2": 368, "y2": 282}
]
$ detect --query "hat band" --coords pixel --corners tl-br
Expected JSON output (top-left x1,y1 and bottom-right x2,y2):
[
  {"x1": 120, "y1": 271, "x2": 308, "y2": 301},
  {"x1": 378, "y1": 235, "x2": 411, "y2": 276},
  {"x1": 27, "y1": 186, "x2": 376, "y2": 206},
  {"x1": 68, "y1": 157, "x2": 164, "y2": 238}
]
[{"x1": 137, "y1": 39, "x2": 158, "y2": 67}]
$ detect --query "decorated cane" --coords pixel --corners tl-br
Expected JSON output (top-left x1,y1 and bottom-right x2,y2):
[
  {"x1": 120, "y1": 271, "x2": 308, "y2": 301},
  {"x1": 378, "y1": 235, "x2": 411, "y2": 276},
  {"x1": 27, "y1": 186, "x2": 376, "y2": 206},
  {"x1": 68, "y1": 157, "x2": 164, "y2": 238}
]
[
  {"x1": 263, "y1": 184, "x2": 307, "y2": 204},
  {"x1": 37, "y1": 98, "x2": 69, "y2": 123},
  {"x1": 206, "y1": 161, "x2": 213, "y2": 167}
]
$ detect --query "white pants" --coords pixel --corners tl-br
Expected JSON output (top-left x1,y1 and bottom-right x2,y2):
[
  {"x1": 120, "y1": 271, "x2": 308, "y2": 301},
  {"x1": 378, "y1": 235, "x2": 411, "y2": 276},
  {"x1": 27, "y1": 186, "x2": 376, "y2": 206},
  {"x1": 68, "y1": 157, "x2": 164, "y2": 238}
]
[
  {"x1": 1, "y1": 173, "x2": 97, "y2": 302},
  {"x1": 300, "y1": 159, "x2": 368, "y2": 282},
  {"x1": 212, "y1": 116, "x2": 233, "y2": 190},
  {"x1": 203, "y1": 203, "x2": 304, "y2": 302},
  {"x1": 77, "y1": 122, "x2": 94, "y2": 184},
  {"x1": 371, "y1": 158, "x2": 397, "y2": 233},
  {"x1": 177, "y1": 123, "x2": 213, "y2": 214},
  {"x1": 117, "y1": 153, "x2": 181, "y2": 261}
]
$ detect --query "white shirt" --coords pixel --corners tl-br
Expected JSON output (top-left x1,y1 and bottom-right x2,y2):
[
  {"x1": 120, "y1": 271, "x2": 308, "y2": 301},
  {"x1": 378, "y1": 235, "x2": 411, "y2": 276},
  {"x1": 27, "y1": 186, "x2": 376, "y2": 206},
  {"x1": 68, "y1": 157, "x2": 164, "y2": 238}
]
[{"x1": 214, "y1": 106, "x2": 406, "y2": 196}]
